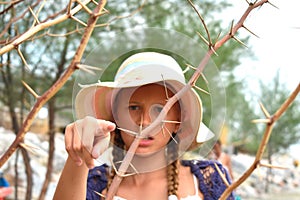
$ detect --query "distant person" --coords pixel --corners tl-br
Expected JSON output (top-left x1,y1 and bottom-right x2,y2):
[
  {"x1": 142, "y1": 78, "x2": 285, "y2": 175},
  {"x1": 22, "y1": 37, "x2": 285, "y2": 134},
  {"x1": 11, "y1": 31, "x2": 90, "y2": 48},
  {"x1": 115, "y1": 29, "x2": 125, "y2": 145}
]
[
  {"x1": 211, "y1": 140, "x2": 234, "y2": 180},
  {"x1": 0, "y1": 172, "x2": 9, "y2": 188},
  {"x1": 0, "y1": 171, "x2": 12, "y2": 200}
]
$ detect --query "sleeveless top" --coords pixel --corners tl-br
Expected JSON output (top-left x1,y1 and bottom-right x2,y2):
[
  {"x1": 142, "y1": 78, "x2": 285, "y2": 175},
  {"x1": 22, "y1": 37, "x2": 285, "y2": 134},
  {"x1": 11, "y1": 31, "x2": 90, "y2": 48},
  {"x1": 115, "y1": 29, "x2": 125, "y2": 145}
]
[
  {"x1": 86, "y1": 160, "x2": 235, "y2": 200},
  {"x1": 113, "y1": 175, "x2": 200, "y2": 200}
]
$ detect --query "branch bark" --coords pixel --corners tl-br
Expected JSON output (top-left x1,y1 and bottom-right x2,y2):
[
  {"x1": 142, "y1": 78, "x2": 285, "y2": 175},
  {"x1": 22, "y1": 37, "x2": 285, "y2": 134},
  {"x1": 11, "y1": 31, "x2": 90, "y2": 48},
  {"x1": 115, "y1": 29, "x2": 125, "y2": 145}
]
[
  {"x1": 106, "y1": 0, "x2": 288, "y2": 199},
  {"x1": 0, "y1": 0, "x2": 92, "y2": 56},
  {"x1": 219, "y1": 83, "x2": 300, "y2": 199},
  {"x1": 0, "y1": 0, "x2": 107, "y2": 167}
]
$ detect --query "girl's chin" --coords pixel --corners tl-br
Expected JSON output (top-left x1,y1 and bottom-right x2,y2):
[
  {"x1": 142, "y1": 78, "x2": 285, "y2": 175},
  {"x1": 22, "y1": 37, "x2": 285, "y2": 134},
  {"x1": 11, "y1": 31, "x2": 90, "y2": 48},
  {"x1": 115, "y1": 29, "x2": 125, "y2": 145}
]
[{"x1": 134, "y1": 148, "x2": 165, "y2": 157}]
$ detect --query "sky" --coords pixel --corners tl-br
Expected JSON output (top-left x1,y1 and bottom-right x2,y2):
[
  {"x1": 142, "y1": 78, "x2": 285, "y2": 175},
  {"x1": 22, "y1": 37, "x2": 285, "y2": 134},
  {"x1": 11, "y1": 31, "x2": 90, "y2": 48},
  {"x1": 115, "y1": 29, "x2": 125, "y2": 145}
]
[
  {"x1": 222, "y1": 0, "x2": 300, "y2": 159},
  {"x1": 223, "y1": 0, "x2": 300, "y2": 92}
]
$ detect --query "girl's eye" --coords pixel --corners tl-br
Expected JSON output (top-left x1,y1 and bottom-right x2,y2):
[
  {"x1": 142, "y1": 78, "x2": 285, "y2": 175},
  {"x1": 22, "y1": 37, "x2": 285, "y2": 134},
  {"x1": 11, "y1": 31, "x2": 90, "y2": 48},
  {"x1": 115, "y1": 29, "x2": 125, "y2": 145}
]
[
  {"x1": 150, "y1": 104, "x2": 164, "y2": 117},
  {"x1": 128, "y1": 105, "x2": 140, "y2": 111}
]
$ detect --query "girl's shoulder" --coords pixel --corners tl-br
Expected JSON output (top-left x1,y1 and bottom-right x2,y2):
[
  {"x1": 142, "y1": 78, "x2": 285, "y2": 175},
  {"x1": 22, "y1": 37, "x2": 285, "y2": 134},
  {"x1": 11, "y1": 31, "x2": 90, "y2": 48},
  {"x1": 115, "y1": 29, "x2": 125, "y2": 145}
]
[
  {"x1": 181, "y1": 159, "x2": 235, "y2": 200},
  {"x1": 181, "y1": 159, "x2": 226, "y2": 171}
]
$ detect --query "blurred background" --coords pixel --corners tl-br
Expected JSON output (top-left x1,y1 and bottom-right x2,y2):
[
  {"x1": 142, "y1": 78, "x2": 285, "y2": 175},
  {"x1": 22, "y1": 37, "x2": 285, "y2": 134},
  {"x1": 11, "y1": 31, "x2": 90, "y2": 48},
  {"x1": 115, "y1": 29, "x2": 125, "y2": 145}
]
[{"x1": 0, "y1": 0, "x2": 299, "y2": 199}]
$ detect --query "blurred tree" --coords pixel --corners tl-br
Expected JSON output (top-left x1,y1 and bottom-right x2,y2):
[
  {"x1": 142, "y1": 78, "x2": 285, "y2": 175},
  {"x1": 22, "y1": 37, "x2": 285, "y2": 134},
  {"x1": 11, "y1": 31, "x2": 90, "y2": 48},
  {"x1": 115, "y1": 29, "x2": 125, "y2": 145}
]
[
  {"x1": 262, "y1": 73, "x2": 300, "y2": 155},
  {"x1": 0, "y1": 0, "x2": 256, "y2": 199},
  {"x1": 254, "y1": 72, "x2": 300, "y2": 192},
  {"x1": 222, "y1": 73, "x2": 260, "y2": 153}
]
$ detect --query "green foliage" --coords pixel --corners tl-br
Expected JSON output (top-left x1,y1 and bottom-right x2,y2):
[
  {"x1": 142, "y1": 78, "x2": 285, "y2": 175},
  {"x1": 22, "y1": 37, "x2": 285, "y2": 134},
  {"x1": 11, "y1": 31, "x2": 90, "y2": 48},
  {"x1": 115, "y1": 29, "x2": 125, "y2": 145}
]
[
  {"x1": 222, "y1": 73, "x2": 260, "y2": 154},
  {"x1": 260, "y1": 72, "x2": 300, "y2": 155},
  {"x1": 0, "y1": 0, "x2": 255, "y2": 136}
]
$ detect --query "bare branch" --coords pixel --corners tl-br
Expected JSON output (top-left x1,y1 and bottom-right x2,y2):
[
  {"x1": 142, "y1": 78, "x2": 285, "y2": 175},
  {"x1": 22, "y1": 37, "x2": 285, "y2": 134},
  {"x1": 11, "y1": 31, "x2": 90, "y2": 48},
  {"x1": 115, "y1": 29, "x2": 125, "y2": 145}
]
[
  {"x1": 21, "y1": 81, "x2": 40, "y2": 99},
  {"x1": 187, "y1": 0, "x2": 212, "y2": 45},
  {"x1": 242, "y1": 25, "x2": 260, "y2": 38},
  {"x1": 19, "y1": 142, "x2": 41, "y2": 155},
  {"x1": 16, "y1": 46, "x2": 30, "y2": 70},
  {"x1": 117, "y1": 127, "x2": 139, "y2": 137},
  {"x1": 0, "y1": 0, "x2": 41, "y2": 38},
  {"x1": 193, "y1": 85, "x2": 210, "y2": 95},
  {"x1": 273, "y1": 83, "x2": 300, "y2": 121},
  {"x1": 0, "y1": 0, "x2": 92, "y2": 56},
  {"x1": 67, "y1": 0, "x2": 73, "y2": 14},
  {"x1": 251, "y1": 118, "x2": 272, "y2": 124},
  {"x1": 259, "y1": 101, "x2": 271, "y2": 118},
  {"x1": 70, "y1": 15, "x2": 88, "y2": 27},
  {"x1": 267, "y1": 1, "x2": 279, "y2": 9},
  {"x1": 232, "y1": 35, "x2": 248, "y2": 48},
  {"x1": 214, "y1": 163, "x2": 230, "y2": 187},
  {"x1": 259, "y1": 162, "x2": 289, "y2": 170},
  {"x1": 75, "y1": 0, "x2": 93, "y2": 14},
  {"x1": 0, "y1": 0, "x2": 108, "y2": 167},
  {"x1": 29, "y1": 6, "x2": 40, "y2": 25},
  {"x1": 0, "y1": 0, "x2": 23, "y2": 15},
  {"x1": 162, "y1": 125, "x2": 178, "y2": 144},
  {"x1": 196, "y1": 31, "x2": 209, "y2": 46},
  {"x1": 220, "y1": 83, "x2": 300, "y2": 199}
]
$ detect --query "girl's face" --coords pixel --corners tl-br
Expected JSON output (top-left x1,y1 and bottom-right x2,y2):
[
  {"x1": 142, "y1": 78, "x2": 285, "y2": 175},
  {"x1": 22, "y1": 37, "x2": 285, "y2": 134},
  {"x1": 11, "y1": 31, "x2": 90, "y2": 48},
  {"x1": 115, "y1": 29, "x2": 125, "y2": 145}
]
[{"x1": 115, "y1": 83, "x2": 180, "y2": 154}]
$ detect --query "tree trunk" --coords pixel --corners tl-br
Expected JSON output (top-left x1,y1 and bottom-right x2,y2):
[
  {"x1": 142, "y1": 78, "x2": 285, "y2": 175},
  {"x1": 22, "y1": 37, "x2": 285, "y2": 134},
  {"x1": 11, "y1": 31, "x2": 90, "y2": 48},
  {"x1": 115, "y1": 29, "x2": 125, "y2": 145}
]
[
  {"x1": 3, "y1": 50, "x2": 33, "y2": 200},
  {"x1": 38, "y1": 99, "x2": 56, "y2": 200},
  {"x1": 21, "y1": 147, "x2": 33, "y2": 200}
]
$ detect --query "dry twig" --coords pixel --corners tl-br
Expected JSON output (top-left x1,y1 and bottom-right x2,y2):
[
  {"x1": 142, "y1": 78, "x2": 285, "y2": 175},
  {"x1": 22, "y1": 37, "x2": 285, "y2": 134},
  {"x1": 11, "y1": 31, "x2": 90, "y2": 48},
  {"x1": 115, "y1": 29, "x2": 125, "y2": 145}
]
[
  {"x1": 220, "y1": 83, "x2": 300, "y2": 199},
  {"x1": 107, "y1": 0, "x2": 297, "y2": 199},
  {"x1": 0, "y1": 0, "x2": 92, "y2": 56},
  {"x1": 0, "y1": 0, "x2": 108, "y2": 167}
]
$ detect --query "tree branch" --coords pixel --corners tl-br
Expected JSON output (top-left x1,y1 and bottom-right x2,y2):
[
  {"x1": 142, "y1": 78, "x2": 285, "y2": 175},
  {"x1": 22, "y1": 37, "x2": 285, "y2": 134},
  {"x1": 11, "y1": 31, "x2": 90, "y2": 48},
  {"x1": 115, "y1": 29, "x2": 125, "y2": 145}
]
[
  {"x1": 0, "y1": 0, "x2": 107, "y2": 167},
  {"x1": 219, "y1": 83, "x2": 300, "y2": 199},
  {"x1": 0, "y1": 0, "x2": 92, "y2": 56}
]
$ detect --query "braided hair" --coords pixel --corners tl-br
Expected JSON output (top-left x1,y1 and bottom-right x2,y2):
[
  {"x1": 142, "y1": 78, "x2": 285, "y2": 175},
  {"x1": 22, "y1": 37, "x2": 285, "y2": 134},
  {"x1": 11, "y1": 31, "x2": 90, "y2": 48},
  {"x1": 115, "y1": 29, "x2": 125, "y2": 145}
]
[{"x1": 106, "y1": 129, "x2": 180, "y2": 196}]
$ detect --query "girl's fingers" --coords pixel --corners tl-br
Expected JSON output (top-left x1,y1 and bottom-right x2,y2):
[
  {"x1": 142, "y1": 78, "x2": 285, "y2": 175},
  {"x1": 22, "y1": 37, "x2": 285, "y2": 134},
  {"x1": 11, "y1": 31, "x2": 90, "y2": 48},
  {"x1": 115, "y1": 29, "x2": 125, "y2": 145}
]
[
  {"x1": 81, "y1": 145, "x2": 95, "y2": 169},
  {"x1": 91, "y1": 120, "x2": 115, "y2": 158},
  {"x1": 92, "y1": 134, "x2": 111, "y2": 158},
  {"x1": 81, "y1": 116, "x2": 99, "y2": 152},
  {"x1": 65, "y1": 122, "x2": 83, "y2": 166},
  {"x1": 95, "y1": 120, "x2": 116, "y2": 138},
  {"x1": 64, "y1": 117, "x2": 116, "y2": 167}
]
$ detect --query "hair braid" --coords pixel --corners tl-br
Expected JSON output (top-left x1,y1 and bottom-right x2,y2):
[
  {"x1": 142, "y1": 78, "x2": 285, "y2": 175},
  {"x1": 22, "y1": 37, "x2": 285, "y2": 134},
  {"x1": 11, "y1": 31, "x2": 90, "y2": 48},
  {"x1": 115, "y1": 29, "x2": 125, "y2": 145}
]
[
  {"x1": 166, "y1": 133, "x2": 180, "y2": 196},
  {"x1": 107, "y1": 129, "x2": 125, "y2": 190}
]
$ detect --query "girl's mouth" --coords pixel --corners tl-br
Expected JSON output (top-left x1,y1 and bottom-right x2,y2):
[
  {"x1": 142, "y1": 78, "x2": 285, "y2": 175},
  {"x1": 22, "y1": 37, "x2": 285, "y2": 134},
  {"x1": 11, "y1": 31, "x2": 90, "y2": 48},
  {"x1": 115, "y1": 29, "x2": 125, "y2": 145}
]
[{"x1": 138, "y1": 136, "x2": 154, "y2": 147}]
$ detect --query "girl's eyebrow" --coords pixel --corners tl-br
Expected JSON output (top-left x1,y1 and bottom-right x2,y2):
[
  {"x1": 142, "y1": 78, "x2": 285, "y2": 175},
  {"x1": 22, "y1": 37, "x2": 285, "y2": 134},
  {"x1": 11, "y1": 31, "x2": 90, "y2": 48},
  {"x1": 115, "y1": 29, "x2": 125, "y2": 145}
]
[{"x1": 128, "y1": 101, "x2": 140, "y2": 104}]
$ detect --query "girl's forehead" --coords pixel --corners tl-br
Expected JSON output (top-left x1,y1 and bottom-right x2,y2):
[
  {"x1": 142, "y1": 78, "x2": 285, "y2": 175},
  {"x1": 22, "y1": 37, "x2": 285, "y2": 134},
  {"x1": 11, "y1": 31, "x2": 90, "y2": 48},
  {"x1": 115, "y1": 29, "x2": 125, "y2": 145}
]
[
  {"x1": 123, "y1": 83, "x2": 174, "y2": 95},
  {"x1": 126, "y1": 84, "x2": 174, "y2": 100}
]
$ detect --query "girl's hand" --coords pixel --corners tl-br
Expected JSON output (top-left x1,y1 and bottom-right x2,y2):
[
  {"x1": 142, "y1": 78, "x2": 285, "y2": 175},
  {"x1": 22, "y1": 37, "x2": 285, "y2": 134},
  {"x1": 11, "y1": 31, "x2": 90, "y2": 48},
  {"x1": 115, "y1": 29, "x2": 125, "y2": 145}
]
[{"x1": 64, "y1": 116, "x2": 116, "y2": 168}]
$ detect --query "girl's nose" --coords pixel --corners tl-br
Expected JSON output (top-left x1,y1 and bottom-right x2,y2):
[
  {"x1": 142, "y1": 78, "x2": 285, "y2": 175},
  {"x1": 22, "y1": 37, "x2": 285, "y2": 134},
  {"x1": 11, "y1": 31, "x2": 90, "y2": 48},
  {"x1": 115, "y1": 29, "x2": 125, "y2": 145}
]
[
  {"x1": 139, "y1": 109, "x2": 152, "y2": 127},
  {"x1": 139, "y1": 104, "x2": 163, "y2": 127}
]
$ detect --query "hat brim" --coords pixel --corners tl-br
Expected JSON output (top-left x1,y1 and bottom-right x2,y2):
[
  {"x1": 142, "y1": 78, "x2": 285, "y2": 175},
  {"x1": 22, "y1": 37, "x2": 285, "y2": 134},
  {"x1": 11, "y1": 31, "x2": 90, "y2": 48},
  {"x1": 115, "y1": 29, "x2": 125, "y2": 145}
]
[{"x1": 75, "y1": 80, "x2": 214, "y2": 150}]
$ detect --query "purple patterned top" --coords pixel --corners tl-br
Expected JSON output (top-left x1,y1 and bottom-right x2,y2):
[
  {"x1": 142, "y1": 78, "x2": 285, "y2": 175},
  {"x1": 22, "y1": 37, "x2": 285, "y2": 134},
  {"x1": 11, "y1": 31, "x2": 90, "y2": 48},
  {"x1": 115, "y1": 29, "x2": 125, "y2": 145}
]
[{"x1": 86, "y1": 160, "x2": 235, "y2": 200}]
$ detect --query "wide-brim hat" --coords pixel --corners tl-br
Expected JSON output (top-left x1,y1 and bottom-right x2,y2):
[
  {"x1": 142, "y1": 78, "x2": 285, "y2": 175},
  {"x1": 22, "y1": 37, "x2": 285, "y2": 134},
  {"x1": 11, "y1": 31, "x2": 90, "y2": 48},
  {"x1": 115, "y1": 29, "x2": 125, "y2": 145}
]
[{"x1": 75, "y1": 52, "x2": 214, "y2": 150}]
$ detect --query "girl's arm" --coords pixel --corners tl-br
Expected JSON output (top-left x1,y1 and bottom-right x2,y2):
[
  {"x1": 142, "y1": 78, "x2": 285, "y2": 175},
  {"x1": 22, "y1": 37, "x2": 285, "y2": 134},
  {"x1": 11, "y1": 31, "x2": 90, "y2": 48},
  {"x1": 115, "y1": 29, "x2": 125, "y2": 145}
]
[
  {"x1": 53, "y1": 117, "x2": 115, "y2": 199},
  {"x1": 53, "y1": 156, "x2": 89, "y2": 200}
]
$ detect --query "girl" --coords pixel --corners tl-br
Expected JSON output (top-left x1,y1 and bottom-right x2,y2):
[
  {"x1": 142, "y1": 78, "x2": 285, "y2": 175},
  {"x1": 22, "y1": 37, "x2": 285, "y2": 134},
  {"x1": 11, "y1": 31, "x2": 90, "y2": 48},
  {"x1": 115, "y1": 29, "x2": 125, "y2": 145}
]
[{"x1": 53, "y1": 52, "x2": 234, "y2": 200}]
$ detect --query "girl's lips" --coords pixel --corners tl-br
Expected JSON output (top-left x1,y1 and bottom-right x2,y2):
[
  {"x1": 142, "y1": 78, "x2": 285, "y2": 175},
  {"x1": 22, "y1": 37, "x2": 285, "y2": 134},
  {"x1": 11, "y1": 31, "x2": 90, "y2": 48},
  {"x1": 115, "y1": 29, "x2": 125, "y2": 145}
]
[{"x1": 138, "y1": 137, "x2": 154, "y2": 147}]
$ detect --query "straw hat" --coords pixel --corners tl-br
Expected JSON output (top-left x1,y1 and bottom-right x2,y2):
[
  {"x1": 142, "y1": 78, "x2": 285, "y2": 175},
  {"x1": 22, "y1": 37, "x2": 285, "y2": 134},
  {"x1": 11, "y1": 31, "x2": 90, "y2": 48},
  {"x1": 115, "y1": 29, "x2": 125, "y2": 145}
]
[{"x1": 75, "y1": 52, "x2": 214, "y2": 150}]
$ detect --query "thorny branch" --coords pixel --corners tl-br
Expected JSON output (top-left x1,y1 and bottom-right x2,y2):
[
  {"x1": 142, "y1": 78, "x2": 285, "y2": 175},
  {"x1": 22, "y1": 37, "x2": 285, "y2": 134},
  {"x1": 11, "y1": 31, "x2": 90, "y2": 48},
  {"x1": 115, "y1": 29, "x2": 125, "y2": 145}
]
[
  {"x1": 0, "y1": 0, "x2": 42, "y2": 39},
  {"x1": 106, "y1": 0, "x2": 299, "y2": 199},
  {"x1": 0, "y1": 0, "x2": 93, "y2": 55},
  {"x1": 0, "y1": 0, "x2": 298, "y2": 199},
  {"x1": 0, "y1": 0, "x2": 108, "y2": 167},
  {"x1": 220, "y1": 83, "x2": 300, "y2": 199}
]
